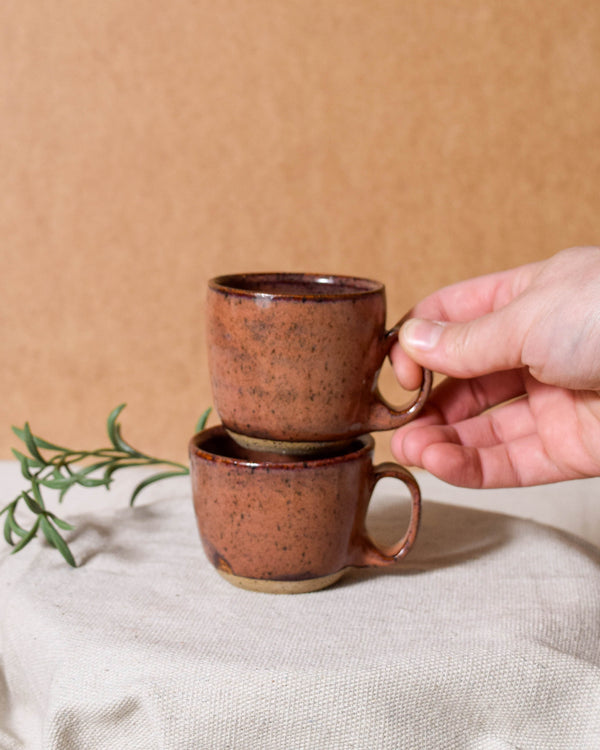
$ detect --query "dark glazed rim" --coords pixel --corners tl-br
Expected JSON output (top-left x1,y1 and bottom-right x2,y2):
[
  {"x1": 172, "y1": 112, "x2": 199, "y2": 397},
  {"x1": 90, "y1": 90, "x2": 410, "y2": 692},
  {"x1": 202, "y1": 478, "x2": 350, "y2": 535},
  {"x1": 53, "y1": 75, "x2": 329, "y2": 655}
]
[
  {"x1": 208, "y1": 272, "x2": 384, "y2": 300},
  {"x1": 190, "y1": 426, "x2": 374, "y2": 468}
]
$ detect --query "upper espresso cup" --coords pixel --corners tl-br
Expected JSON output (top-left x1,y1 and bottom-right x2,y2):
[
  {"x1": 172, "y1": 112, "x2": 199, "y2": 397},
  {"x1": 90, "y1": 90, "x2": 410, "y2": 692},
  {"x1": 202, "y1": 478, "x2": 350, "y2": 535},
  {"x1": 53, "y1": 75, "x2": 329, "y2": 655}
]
[{"x1": 207, "y1": 273, "x2": 432, "y2": 449}]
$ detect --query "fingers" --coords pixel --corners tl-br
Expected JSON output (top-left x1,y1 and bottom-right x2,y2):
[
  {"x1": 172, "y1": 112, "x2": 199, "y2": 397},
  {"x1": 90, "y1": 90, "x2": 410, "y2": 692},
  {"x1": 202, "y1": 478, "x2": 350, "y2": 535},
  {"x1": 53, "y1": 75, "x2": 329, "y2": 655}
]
[
  {"x1": 390, "y1": 369, "x2": 527, "y2": 465},
  {"x1": 391, "y1": 393, "x2": 533, "y2": 465},
  {"x1": 400, "y1": 369, "x2": 527, "y2": 426},
  {"x1": 410, "y1": 437, "x2": 567, "y2": 488},
  {"x1": 398, "y1": 307, "x2": 528, "y2": 379},
  {"x1": 393, "y1": 261, "x2": 539, "y2": 381},
  {"x1": 391, "y1": 408, "x2": 569, "y2": 488},
  {"x1": 408, "y1": 262, "x2": 538, "y2": 323},
  {"x1": 390, "y1": 344, "x2": 429, "y2": 391},
  {"x1": 389, "y1": 250, "x2": 600, "y2": 487},
  {"x1": 390, "y1": 371, "x2": 545, "y2": 488},
  {"x1": 390, "y1": 330, "x2": 527, "y2": 393}
]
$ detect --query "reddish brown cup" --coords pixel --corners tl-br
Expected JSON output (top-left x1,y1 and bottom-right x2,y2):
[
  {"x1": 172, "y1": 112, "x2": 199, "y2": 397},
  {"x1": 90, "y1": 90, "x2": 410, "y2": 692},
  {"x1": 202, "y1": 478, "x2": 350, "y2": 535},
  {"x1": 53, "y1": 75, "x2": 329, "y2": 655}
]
[
  {"x1": 189, "y1": 426, "x2": 421, "y2": 593},
  {"x1": 207, "y1": 273, "x2": 432, "y2": 452}
]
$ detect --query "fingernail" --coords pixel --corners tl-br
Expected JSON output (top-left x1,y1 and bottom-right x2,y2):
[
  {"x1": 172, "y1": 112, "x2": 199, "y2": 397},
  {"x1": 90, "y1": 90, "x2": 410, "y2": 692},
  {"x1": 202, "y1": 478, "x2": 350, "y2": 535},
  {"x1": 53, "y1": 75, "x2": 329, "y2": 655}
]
[{"x1": 401, "y1": 319, "x2": 445, "y2": 351}]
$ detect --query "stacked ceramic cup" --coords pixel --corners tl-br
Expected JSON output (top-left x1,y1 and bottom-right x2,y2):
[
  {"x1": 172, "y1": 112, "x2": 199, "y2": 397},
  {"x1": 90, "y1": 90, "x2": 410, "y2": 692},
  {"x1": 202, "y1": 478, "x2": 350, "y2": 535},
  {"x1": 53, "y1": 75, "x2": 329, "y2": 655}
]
[{"x1": 188, "y1": 273, "x2": 432, "y2": 593}]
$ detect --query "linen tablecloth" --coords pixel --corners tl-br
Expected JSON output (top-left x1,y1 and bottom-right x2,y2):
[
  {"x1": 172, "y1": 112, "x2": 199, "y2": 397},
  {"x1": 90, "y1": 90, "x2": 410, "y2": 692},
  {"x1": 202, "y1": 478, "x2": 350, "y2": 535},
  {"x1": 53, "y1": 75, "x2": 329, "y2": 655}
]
[{"x1": 1, "y1": 462, "x2": 599, "y2": 749}]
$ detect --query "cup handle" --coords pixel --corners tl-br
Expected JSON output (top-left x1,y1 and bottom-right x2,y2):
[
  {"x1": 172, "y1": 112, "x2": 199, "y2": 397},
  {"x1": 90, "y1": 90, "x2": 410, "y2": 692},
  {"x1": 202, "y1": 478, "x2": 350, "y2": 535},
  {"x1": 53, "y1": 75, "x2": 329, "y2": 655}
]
[
  {"x1": 351, "y1": 462, "x2": 421, "y2": 568},
  {"x1": 367, "y1": 316, "x2": 433, "y2": 431}
]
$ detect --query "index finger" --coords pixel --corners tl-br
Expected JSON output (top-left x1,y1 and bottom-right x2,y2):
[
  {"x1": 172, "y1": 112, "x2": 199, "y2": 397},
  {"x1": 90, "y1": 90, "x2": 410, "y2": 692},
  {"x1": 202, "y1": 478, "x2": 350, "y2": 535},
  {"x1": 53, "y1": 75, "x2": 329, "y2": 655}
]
[{"x1": 409, "y1": 261, "x2": 540, "y2": 323}]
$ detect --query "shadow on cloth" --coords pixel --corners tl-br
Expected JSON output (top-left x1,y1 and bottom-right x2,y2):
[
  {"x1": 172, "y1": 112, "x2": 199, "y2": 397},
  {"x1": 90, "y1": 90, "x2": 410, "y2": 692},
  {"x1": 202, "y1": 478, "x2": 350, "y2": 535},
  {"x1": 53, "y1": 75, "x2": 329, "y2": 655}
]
[
  {"x1": 63, "y1": 501, "x2": 184, "y2": 567},
  {"x1": 344, "y1": 497, "x2": 519, "y2": 587}
]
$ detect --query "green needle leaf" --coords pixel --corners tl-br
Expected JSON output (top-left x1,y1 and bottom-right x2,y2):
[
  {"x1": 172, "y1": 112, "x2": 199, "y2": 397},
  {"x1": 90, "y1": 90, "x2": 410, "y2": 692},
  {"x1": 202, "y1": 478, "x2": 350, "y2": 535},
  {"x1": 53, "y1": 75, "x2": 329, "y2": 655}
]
[
  {"x1": 40, "y1": 517, "x2": 76, "y2": 567},
  {"x1": 129, "y1": 470, "x2": 187, "y2": 507},
  {"x1": 3, "y1": 514, "x2": 14, "y2": 546},
  {"x1": 47, "y1": 514, "x2": 75, "y2": 532},
  {"x1": 107, "y1": 404, "x2": 123, "y2": 446},
  {"x1": 114, "y1": 423, "x2": 139, "y2": 456},
  {"x1": 5, "y1": 402, "x2": 209, "y2": 567},
  {"x1": 106, "y1": 404, "x2": 137, "y2": 455},
  {"x1": 12, "y1": 426, "x2": 67, "y2": 452},
  {"x1": 7, "y1": 507, "x2": 28, "y2": 539},
  {"x1": 64, "y1": 464, "x2": 111, "y2": 488},
  {"x1": 11, "y1": 518, "x2": 41, "y2": 554},
  {"x1": 107, "y1": 403, "x2": 126, "y2": 434},
  {"x1": 103, "y1": 460, "x2": 147, "y2": 484},
  {"x1": 58, "y1": 482, "x2": 75, "y2": 503},
  {"x1": 195, "y1": 407, "x2": 212, "y2": 433},
  {"x1": 21, "y1": 490, "x2": 43, "y2": 515},
  {"x1": 23, "y1": 422, "x2": 45, "y2": 463},
  {"x1": 38, "y1": 475, "x2": 72, "y2": 490},
  {"x1": 30, "y1": 480, "x2": 46, "y2": 510},
  {"x1": 11, "y1": 449, "x2": 34, "y2": 480},
  {"x1": 11, "y1": 448, "x2": 43, "y2": 469}
]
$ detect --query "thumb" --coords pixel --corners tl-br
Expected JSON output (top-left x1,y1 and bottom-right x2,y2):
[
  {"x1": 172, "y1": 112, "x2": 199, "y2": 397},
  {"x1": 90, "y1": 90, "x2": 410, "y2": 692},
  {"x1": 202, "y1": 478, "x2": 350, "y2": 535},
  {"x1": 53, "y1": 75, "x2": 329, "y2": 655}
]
[{"x1": 399, "y1": 312, "x2": 525, "y2": 378}]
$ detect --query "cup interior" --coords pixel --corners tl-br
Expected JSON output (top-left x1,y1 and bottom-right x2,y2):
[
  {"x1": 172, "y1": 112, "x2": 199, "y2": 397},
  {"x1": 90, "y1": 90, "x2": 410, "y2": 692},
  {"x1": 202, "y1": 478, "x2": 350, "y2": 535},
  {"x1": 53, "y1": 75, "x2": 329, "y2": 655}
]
[
  {"x1": 191, "y1": 426, "x2": 372, "y2": 466},
  {"x1": 209, "y1": 273, "x2": 382, "y2": 298}
]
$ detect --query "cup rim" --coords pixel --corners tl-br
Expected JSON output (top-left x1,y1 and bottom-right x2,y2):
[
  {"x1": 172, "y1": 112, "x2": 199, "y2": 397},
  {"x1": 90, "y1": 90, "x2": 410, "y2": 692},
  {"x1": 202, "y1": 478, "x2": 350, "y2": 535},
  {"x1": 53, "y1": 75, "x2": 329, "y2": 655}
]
[
  {"x1": 208, "y1": 272, "x2": 384, "y2": 300},
  {"x1": 190, "y1": 426, "x2": 374, "y2": 468}
]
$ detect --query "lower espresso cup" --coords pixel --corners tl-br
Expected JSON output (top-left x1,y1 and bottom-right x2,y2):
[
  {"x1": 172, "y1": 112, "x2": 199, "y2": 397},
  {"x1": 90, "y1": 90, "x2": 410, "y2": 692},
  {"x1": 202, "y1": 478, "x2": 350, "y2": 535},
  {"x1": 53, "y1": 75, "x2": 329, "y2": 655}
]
[
  {"x1": 189, "y1": 426, "x2": 422, "y2": 594},
  {"x1": 207, "y1": 272, "x2": 432, "y2": 452}
]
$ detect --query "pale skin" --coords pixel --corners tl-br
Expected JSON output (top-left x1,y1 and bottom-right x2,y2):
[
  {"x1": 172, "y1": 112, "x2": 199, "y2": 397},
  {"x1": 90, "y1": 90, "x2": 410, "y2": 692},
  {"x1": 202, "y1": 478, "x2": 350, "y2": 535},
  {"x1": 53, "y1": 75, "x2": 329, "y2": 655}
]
[{"x1": 391, "y1": 246, "x2": 600, "y2": 488}]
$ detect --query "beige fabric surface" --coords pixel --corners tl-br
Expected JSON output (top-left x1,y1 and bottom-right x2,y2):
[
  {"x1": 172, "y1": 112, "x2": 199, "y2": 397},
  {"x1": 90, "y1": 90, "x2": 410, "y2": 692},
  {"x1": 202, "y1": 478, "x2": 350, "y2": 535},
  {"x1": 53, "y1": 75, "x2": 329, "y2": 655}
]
[
  {"x1": 414, "y1": 472, "x2": 600, "y2": 550},
  {"x1": 1, "y1": 463, "x2": 599, "y2": 749}
]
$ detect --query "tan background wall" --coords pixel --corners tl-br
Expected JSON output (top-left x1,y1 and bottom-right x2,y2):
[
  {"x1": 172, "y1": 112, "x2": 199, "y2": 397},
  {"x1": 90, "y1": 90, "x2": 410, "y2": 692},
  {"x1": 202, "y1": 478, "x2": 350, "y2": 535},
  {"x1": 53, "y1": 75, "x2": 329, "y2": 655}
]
[{"x1": 1, "y1": 0, "x2": 599, "y2": 463}]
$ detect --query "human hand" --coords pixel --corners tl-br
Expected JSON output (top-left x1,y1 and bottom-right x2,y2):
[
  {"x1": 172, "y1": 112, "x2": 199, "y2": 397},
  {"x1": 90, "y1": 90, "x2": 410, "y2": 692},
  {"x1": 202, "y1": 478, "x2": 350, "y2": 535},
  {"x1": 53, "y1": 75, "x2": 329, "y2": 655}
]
[{"x1": 391, "y1": 246, "x2": 600, "y2": 488}]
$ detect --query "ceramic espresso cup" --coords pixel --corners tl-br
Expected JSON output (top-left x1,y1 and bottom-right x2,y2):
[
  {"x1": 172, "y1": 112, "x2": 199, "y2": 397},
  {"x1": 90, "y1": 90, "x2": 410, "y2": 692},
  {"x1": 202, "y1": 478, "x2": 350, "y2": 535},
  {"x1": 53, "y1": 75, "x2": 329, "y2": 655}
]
[
  {"x1": 189, "y1": 426, "x2": 421, "y2": 593},
  {"x1": 207, "y1": 272, "x2": 432, "y2": 452}
]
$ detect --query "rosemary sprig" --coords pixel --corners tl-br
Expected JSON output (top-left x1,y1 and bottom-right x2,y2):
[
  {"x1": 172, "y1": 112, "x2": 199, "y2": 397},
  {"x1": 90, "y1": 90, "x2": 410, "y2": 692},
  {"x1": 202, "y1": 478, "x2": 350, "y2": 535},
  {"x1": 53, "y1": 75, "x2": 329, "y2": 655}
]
[{"x1": 1, "y1": 403, "x2": 211, "y2": 567}]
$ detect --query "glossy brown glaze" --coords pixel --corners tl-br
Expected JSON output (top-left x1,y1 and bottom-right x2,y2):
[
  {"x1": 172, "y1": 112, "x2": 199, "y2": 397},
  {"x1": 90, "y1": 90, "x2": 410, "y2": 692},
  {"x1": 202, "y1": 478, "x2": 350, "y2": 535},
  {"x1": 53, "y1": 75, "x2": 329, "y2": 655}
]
[
  {"x1": 189, "y1": 426, "x2": 421, "y2": 591},
  {"x1": 207, "y1": 272, "x2": 431, "y2": 446}
]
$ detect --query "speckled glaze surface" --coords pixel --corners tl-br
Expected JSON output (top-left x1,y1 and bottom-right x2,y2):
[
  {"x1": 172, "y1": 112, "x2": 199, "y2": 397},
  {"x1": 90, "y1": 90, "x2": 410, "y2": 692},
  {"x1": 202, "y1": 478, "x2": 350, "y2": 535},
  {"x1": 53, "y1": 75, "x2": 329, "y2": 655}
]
[
  {"x1": 207, "y1": 273, "x2": 432, "y2": 445},
  {"x1": 189, "y1": 426, "x2": 422, "y2": 592}
]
